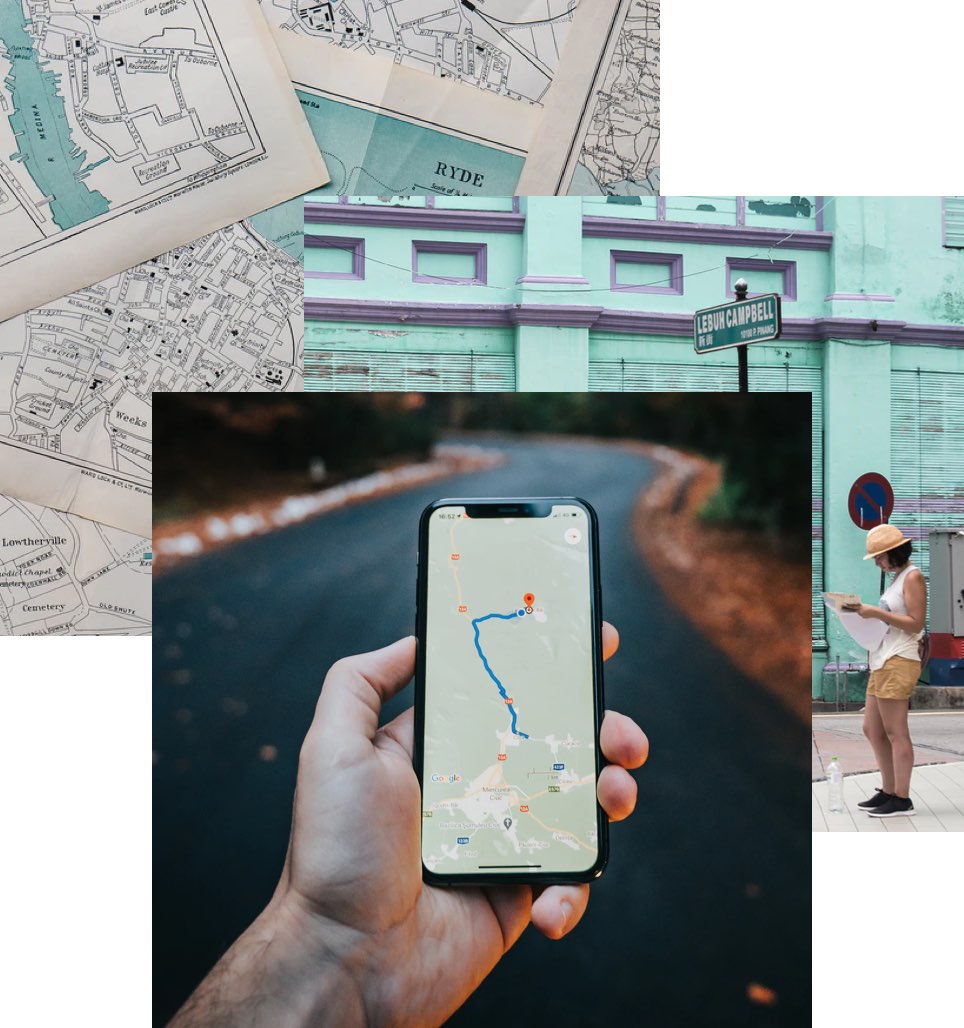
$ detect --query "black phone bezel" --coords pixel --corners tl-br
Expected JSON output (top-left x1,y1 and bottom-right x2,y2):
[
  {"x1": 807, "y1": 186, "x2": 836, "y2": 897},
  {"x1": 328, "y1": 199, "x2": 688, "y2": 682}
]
[{"x1": 414, "y1": 496, "x2": 609, "y2": 886}]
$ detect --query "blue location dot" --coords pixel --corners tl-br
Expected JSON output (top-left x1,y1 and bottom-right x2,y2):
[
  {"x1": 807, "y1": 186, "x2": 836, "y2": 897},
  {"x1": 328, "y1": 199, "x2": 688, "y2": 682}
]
[{"x1": 517, "y1": 608, "x2": 525, "y2": 617}]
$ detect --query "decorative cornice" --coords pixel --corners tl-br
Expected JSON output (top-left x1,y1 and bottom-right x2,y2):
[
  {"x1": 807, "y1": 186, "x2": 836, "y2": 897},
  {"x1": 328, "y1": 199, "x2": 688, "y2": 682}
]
[
  {"x1": 593, "y1": 310, "x2": 693, "y2": 334},
  {"x1": 303, "y1": 299, "x2": 512, "y2": 326},
  {"x1": 582, "y1": 216, "x2": 834, "y2": 251},
  {"x1": 825, "y1": 293, "x2": 896, "y2": 302},
  {"x1": 509, "y1": 305, "x2": 603, "y2": 327},
  {"x1": 304, "y1": 298, "x2": 964, "y2": 346},
  {"x1": 304, "y1": 204, "x2": 526, "y2": 233}
]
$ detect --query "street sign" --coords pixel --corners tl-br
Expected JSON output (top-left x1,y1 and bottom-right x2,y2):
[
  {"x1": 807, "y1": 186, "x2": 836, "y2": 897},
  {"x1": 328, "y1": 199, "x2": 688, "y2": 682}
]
[
  {"x1": 693, "y1": 293, "x2": 782, "y2": 353},
  {"x1": 848, "y1": 472, "x2": 894, "y2": 529}
]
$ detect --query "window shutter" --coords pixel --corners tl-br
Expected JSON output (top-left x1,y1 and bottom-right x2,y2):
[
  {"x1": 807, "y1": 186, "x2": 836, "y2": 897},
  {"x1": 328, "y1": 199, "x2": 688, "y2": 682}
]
[
  {"x1": 304, "y1": 350, "x2": 515, "y2": 391},
  {"x1": 944, "y1": 197, "x2": 964, "y2": 248}
]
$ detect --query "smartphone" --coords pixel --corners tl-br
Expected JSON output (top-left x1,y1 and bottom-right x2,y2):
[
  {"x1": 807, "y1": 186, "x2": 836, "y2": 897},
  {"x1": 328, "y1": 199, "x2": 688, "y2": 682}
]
[{"x1": 414, "y1": 497, "x2": 608, "y2": 885}]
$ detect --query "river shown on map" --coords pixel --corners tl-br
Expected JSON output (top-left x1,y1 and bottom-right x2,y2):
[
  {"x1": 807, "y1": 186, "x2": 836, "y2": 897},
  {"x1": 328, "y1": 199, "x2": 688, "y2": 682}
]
[{"x1": 0, "y1": 4, "x2": 110, "y2": 232}]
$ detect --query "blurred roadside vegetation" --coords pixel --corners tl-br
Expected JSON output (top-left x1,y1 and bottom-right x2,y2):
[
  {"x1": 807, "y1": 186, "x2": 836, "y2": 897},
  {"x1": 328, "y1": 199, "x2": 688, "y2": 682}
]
[{"x1": 154, "y1": 393, "x2": 810, "y2": 554}]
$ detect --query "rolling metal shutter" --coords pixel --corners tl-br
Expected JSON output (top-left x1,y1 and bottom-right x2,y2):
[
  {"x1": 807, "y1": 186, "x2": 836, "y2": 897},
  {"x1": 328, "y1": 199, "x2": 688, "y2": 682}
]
[
  {"x1": 891, "y1": 370, "x2": 964, "y2": 606},
  {"x1": 589, "y1": 360, "x2": 739, "y2": 391},
  {"x1": 590, "y1": 358, "x2": 825, "y2": 643},
  {"x1": 944, "y1": 197, "x2": 964, "y2": 248},
  {"x1": 304, "y1": 350, "x2": 516, "y2": 391}
]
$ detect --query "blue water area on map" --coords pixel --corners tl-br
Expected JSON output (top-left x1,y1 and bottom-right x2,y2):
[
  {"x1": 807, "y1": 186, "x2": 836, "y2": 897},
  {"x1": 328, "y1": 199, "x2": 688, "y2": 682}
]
[
  {"x1": 248, "y1": 197, "x2": 303, "y2": 262},
  {"x1": 297, "y1": 89, "x2": 524, "y2": 197},
  {"x1": 472, "y1": 610, "x2": 529, "y2": 739},
  {"x1": 0, "y1": 6, "x2": 110, "y2": 230}
]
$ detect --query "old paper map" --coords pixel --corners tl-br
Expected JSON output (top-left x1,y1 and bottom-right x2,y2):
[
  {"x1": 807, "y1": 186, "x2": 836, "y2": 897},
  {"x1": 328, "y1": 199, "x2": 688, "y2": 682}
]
[
  {"x1": 0, "y1": 493, "x2": 151, "y2": 636},
  {"x1": 260, "y1": 0, "x2": 576, "y2": 104},
  {"x1": 280, "y1": 34, "x2": 536, "y2": 196},
  {"x1": 517, "y1": 0, "x2": 659, "y2": 195},
  {"x1": 0, "y1": 200, "x2": 305, "y2": 538},
  {"x1": 0, "y1": 0, "x2": 326, "y2": 323}
]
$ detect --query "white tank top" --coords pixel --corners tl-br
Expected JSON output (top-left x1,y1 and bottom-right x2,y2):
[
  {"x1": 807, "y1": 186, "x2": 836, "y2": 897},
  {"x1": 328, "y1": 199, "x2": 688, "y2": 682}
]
[{"x1": 869, "y1": 564, "x2": 923, "y2": 670}]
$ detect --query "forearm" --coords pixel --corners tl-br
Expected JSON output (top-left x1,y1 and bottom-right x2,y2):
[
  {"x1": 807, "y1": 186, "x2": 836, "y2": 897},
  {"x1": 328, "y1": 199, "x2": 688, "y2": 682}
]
[
  {"x1": 871, "y1": 607, "x2": 923, "y2": 633},
  {"x1": 169, "y1": 899, "x2": 370, "y2": 1028}
]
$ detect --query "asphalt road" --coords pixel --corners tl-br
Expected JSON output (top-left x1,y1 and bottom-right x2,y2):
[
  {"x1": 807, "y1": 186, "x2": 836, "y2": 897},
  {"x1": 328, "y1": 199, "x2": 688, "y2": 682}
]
[{"x1": 154, "y1": 436, "x2": 809, "y2": 1026}]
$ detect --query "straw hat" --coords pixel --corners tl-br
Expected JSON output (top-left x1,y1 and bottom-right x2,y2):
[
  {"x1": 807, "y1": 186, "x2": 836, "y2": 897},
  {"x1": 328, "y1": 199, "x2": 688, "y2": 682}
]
[{"x1": 863, "y1": 523, "x2": 911, "y2": 559}]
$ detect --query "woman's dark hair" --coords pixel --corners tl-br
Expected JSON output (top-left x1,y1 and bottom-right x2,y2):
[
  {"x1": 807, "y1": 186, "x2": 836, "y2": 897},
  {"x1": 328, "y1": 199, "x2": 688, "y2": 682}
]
[{"x1": 887, "y1": 541, "x2": 913, "y2": 568}]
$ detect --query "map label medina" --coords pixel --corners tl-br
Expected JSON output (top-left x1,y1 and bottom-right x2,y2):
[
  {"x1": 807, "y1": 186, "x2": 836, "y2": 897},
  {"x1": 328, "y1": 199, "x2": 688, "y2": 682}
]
[{"x1": 693, "y1": 293, "x2": 782, "y2": 353}]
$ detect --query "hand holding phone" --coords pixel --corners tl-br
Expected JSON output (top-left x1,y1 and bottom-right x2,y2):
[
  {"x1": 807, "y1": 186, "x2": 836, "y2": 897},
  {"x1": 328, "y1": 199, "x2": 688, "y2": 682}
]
[{"x1": 170, "y1": 527, "x2": 648, "y2": 1027}]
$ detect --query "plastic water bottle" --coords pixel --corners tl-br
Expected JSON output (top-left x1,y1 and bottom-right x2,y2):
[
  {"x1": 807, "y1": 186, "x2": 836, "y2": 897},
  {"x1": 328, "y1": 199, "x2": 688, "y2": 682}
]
[{"x1": 827, "y1": 756, "x2": 844, "y2": 812}]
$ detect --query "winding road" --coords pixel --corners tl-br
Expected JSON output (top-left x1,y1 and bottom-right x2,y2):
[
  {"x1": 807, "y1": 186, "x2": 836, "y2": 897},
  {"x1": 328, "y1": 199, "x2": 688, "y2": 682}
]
[{"x1": 153, "y1": 436, "x2": 809, "y2": 1026}]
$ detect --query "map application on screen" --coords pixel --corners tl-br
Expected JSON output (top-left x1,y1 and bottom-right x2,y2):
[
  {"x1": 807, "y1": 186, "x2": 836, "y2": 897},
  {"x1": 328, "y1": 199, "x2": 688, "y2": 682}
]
[{"x1": 422, "y1": 503, "x2": 600, "y2": 875}]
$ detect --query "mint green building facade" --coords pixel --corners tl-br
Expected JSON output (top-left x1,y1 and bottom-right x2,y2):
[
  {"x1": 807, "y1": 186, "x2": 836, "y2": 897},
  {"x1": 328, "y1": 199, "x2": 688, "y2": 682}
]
[{"x1": 304, "y1": 195, "x2": 964, "y2": 695}]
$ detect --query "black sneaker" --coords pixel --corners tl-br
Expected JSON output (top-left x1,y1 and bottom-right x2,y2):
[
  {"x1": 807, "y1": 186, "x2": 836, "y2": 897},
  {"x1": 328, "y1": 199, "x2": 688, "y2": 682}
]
[
  {"x1": 857, "y1": 788, "x2": 893, "y2": 810},
  {"x1": 867, "y1": 795, "x2": 915, "y2": 817}
]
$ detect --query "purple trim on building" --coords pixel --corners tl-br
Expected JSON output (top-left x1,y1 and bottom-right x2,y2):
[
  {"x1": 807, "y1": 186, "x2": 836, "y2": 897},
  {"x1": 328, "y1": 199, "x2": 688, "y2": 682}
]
[
  {"x1": 815, "y1": 197, "x2": 825, "y2": 232},
  {"x1": 825, "y1": 293, "x2": 896, "y2": 302},
  {"x1": 582, "y1": 216, "x2": 834, "y2": 251},
  {"x1": 510, "y1": 306, "x2": 604, "y2": 327},
  {"x1": 593, "y1": 310, "x2": 694, "y2": 334},
  {"x1": 736, "y1": 196, "x2": 746, "y2": 227},
  {"x1": 305, "y1": 203, "x2": 525, "y2": 233},
  {"x1": 305, "y1": 298, "x2": 512, "y2": 326},
  {"x1": 512, "y1": 196, "x2": 521, "y2": 213},
  {"x1": 610, "y1": 250, "x2": 684, "y2": 294},
  {"x1": 303, "y1": 299, "x2": 964, "y2": 347},
  {"x1": 304, "y1": 235, "x2": 365, "y2": 280},
  {"x1": 516, "y1": 275, "x2": 590, "y2": 285},
  {"x1": 412, "y1": 240, "x2": 487, "y2": 285},
  {"x1": 656, "y1": 197, "x2": 667, "y2": 220},
  {"x1": 725, "y1": 257, "x2": 797, "y2": 301},
  {"x1": 513, "y1": 277, "x2": 591, "y2": 285}
]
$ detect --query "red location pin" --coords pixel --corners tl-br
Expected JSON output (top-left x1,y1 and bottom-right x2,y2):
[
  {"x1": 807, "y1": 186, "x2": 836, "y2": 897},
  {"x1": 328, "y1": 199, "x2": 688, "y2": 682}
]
[{"x1": 523, "y1": 593, "x2": 535, "y2": 607}]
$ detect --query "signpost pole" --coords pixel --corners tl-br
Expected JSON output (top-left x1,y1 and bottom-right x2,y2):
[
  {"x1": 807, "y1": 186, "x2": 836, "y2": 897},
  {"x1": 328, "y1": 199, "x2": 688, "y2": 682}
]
[{"x1": 734, "y1": 278, "x2": 749, "y2": 393}]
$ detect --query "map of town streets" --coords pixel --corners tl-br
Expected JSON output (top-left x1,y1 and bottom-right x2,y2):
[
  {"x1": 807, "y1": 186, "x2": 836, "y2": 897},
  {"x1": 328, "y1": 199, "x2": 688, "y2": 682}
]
[
  {"x1": 0, "y1": 493, "x2": 151, "y2": 636},
  {"x1": 0, "y1": 0, "x2": 326, "y2": 321},
  {"x1": 575, "y1": 0, "x2": 659, "y2": 194},
  {"x1": 0, "y1": 209, "x2": 304, "y2": 540}
]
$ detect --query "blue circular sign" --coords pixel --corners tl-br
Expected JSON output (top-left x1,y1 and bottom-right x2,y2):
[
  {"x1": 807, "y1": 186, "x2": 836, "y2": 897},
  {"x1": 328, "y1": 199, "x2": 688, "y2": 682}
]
[{"x1": 848, "y1": 472, "x2": 894, "y2": 529}]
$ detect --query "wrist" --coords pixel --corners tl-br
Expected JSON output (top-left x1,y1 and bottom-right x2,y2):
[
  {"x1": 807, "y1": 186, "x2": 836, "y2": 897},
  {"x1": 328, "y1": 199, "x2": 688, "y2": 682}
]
[{"x1": 171, "y1": 893, "x2": 374, "y2": 1027}]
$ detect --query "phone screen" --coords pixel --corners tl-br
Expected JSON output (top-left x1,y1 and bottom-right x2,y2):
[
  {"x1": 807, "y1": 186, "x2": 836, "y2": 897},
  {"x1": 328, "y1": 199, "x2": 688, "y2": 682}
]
[{"x1": 419, "y1": 500, "x2": 604, "y2": 880}]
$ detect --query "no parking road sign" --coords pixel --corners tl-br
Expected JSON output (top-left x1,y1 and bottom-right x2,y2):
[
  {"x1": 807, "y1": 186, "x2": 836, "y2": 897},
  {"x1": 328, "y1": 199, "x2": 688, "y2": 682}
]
[{"x1": 848, "y1": 472, "x2": 894, "y2": 529}]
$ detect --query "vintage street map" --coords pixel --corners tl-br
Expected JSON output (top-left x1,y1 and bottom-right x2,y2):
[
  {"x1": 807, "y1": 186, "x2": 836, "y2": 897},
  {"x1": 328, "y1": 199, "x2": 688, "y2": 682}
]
[
  {"x1": 517, "y1": 0, "x2": 659, "y2": 195},
  {"x1": 266, "y1": 3, "x2": 623, "y2": 196},
  {"x1": 0, "y1": 0, "x2": 326, "y2": 322},
  {"x1": 0, "y1": 200, "x2": 304, "y2": 539},
  {"x1": 278, "y1": 33, "x2": 537, "y2": 196},
  {"x1": 0, "y1": 493, "x2": 151, "y2": 637},
  {"x1": 260, "y1": 0, "x2": 576, "y2": 104}
]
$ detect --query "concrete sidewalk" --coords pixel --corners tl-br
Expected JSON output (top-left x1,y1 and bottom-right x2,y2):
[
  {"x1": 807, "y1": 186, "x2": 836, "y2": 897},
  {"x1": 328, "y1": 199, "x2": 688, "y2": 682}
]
[
  {"x1": 812, "y1": 711, "x2": 964, "y2": 832},
  {"x1": 812, "y1": 762, "x2": 964, "y2": 831}
]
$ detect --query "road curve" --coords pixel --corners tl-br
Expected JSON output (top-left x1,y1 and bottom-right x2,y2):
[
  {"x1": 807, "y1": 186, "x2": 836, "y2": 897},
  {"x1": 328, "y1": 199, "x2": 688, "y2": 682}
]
[{"x1": 153, "y1": 436, "x2": 809, "y2": 1026}]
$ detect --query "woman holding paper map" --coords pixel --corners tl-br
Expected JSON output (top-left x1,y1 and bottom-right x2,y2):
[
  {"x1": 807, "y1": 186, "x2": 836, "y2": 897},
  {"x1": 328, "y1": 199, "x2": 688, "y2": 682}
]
[{"x1": 844, "y1": 524, "x2": 927, "y2": 818}]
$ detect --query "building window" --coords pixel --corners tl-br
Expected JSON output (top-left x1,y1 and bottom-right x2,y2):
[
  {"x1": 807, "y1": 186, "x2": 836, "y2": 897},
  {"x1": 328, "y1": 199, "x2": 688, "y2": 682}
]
[
  {"x1": 412, "y1": 241, "x2": 487, "y2": 285},
  {"x1": 305, "y1": 235, "x2": 365, "y2": 280},
  {"x1": 943, "y1": 197, "x2": 964, "y2": 248},
  {"x1": 610, "y1": 250, "x2": 683, "y2": 294},
  {"x1": 725, "y1": 257, "x2": 797, "y2": 301}
]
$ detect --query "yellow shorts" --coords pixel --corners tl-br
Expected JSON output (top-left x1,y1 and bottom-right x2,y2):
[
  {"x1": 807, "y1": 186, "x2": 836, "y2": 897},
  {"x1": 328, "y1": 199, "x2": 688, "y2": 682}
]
[{"x1": 867, "y1": 656, "x2": 921, "y2": 701}]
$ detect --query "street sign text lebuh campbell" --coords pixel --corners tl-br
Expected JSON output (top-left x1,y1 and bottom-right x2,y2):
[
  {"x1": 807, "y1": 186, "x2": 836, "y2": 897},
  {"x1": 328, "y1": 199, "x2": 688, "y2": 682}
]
[{"x1": 693, "y1": 293, "x2": 782, "y2": 353}]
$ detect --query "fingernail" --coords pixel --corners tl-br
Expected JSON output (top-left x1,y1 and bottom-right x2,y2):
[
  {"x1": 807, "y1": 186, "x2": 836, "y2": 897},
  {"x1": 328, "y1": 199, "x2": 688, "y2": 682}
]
[{"x1": 560, "y1": 900, "x2": 574, "y2": 931}]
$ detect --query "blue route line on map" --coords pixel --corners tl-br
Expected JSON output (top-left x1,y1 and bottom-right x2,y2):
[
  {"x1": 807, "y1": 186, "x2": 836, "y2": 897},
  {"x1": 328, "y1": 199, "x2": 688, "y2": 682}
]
[{"x1": 471, "y1": 611, "x2": 529, "y2": 738}]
